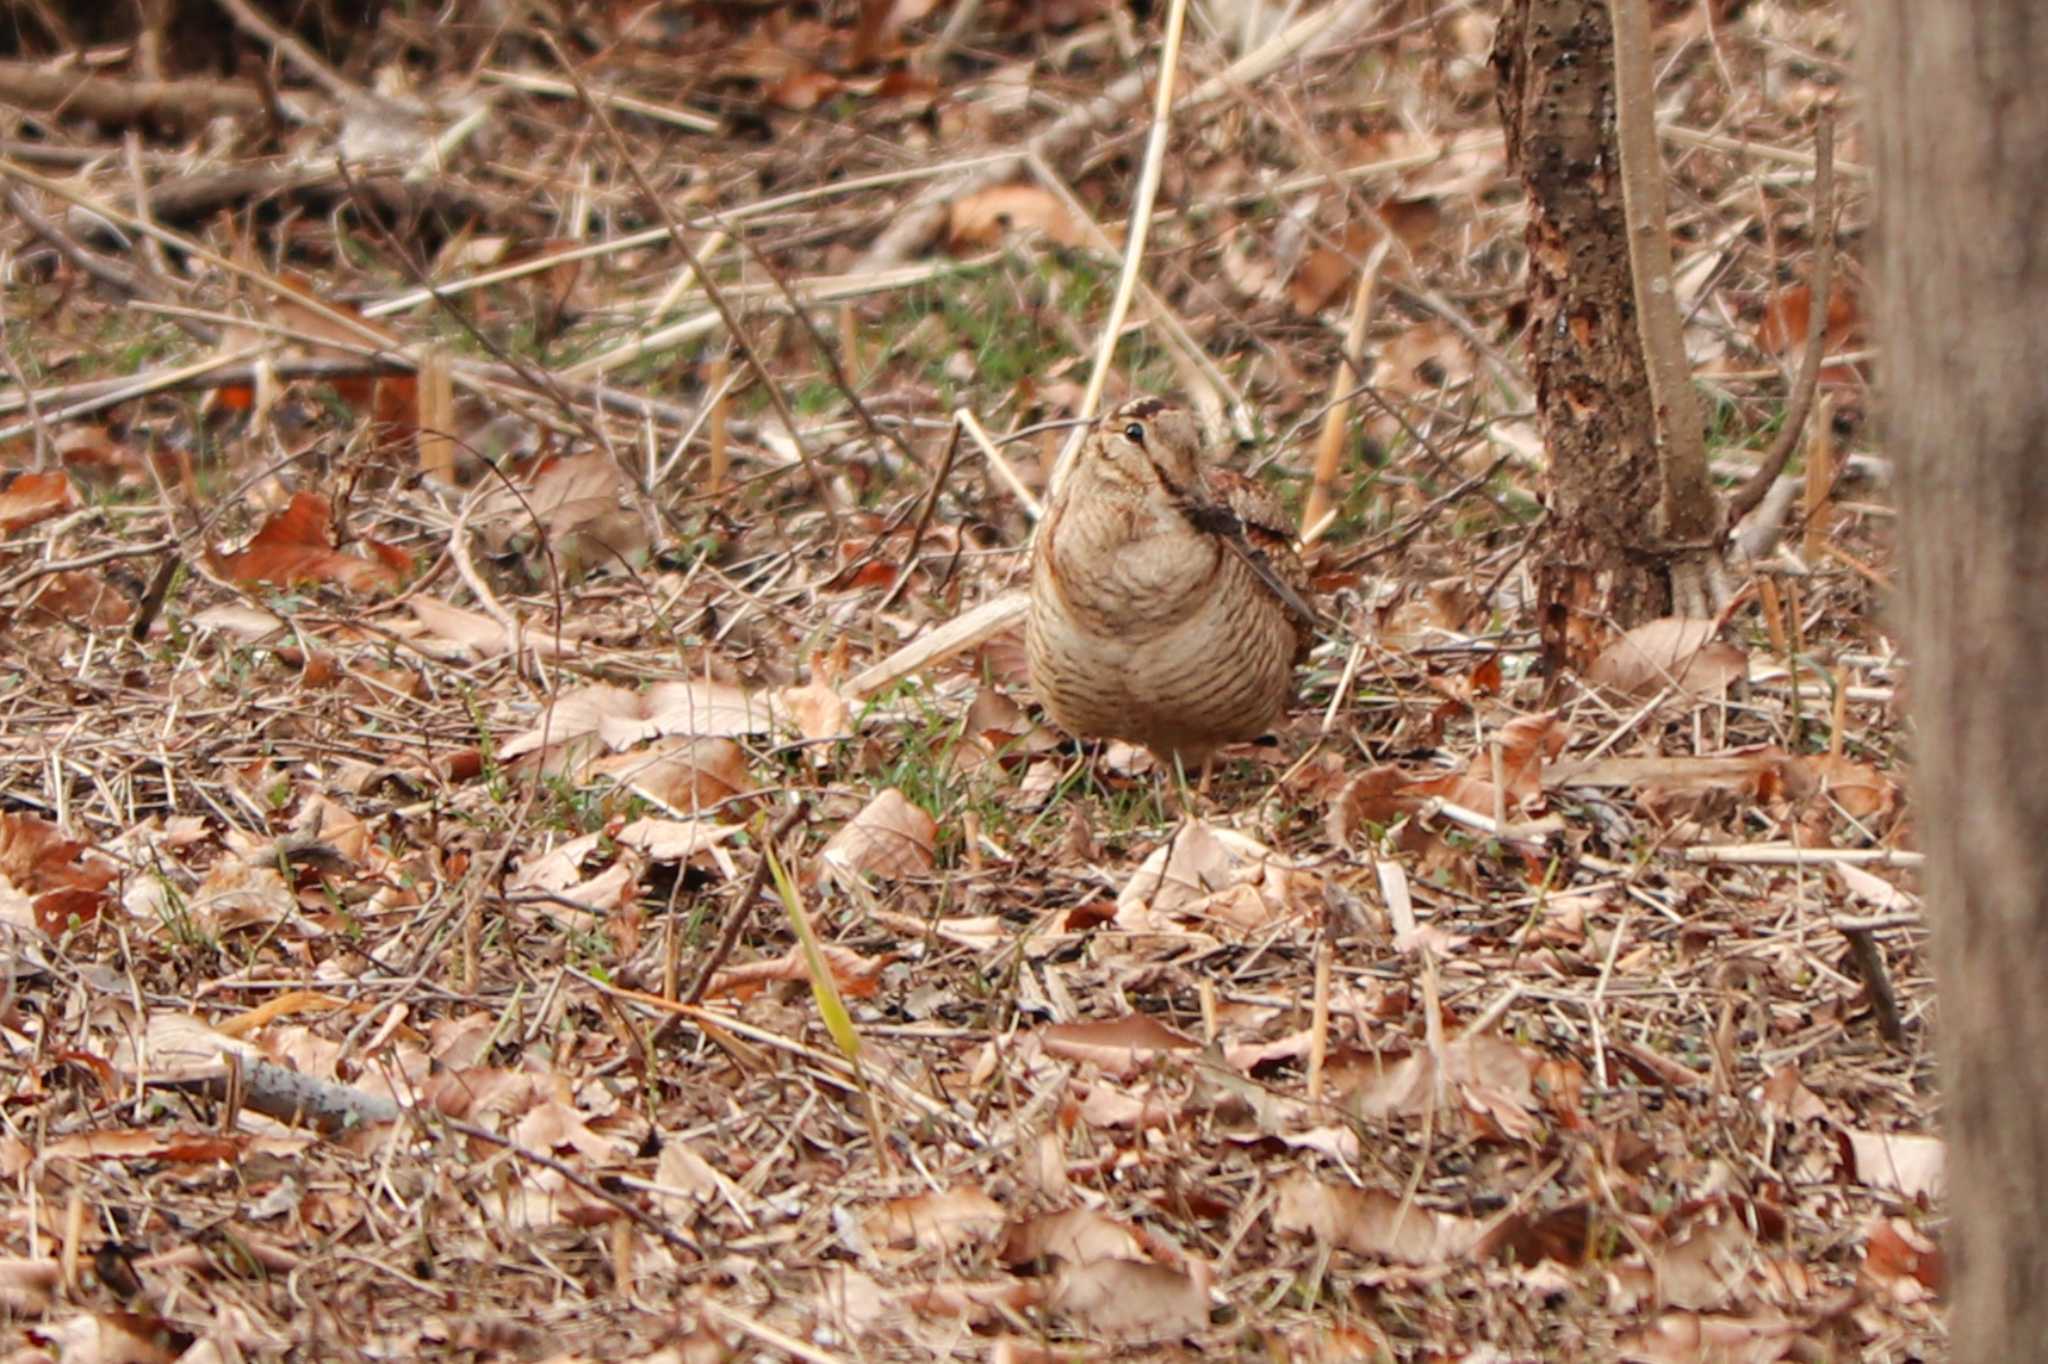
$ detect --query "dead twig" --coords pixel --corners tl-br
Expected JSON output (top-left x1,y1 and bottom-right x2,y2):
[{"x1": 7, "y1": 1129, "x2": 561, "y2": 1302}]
[
  {"x1": 544, "y1": 34, "x2": 846, "y2": 536},
  {"x1": 686, "y1": 802, "x2": 810, "y2": 1006},
  {"x1": 1840, "y1": 924, "x2": 1907, "y2": 1047},
  {"x1": 437, "y1": 1114, "x2": 702, "y2": 1258},
  {"x1": 876, "y1": 419, "x2": 965, "y2": 613},
  {"x1": 1726, "y1": 115, "x2": 1838, "y2": 526},
  {"x1": 0, "y1": 59, "x2": 270, "y2": 126}
]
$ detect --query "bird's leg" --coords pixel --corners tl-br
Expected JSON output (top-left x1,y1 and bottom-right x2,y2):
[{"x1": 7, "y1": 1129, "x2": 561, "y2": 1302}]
[
  {"x1": 1145, "y1": 751, "x2": 1231, "y2": 914},
  {"x1": 1168, "y1": 751, "x2": 1203, "y2": 827},
  {"x1": 1139, "y1": 752, "x2": 1199, "y2": 912}
]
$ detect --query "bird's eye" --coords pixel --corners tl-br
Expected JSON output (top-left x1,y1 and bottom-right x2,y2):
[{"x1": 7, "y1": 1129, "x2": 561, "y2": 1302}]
[{"x1": 1123, "y1": 422, "x2": 1147, "y2": 446}]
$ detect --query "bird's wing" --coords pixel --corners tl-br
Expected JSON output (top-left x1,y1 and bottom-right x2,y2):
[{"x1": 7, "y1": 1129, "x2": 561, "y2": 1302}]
[{"x1": 1179, "y1": 470, "x2": 1325, "y2": 640}]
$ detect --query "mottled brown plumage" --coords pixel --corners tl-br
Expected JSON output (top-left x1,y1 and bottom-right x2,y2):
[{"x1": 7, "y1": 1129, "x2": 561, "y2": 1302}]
[{"x1": 1027, "y1": 398, "x2": 1316, "y2": 770}]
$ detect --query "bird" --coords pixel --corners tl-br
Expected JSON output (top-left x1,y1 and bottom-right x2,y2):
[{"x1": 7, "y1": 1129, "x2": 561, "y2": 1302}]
[{"x1": 1026, "y1": 397, "x2": 1318, "y2": 782}]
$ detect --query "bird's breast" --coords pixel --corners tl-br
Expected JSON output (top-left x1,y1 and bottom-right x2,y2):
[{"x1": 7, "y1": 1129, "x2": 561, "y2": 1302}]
[{"x1": 1041, "y1": 502, "x2": 1220, "y2": 635}]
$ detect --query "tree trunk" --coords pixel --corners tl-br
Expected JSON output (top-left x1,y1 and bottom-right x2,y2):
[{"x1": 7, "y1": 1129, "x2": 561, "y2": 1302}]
[
  {"x1": 1869, "y1": 2, "x2": 2048, "y2": 1350},
  {"x1": 1492, "y1": 0, "x2": 1670, "y2": 673}
]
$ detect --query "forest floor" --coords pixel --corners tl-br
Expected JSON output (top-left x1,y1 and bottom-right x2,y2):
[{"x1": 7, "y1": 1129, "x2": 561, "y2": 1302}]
[{"x1": 0, "y1": 1, "x2": 1940, "y2": 1360}]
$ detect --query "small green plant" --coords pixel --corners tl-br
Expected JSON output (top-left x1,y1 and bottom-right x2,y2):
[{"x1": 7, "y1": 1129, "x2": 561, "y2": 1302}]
[
  {"x1": 540, "y1": 772, "x2": 608, "y2": 834},
  {"x1": 148, "y1": 870, "x2": 208, "y2": 951}
]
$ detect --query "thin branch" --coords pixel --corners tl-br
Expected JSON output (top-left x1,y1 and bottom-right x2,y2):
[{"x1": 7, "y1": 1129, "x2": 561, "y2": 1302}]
[
  {"x1": 1609, "y1": 0, "x2": 1715, "y2": 545},
  {"x1": 543, "y1": 34, "x2": 845, "y2": 537},
  {"x1": 1725, "y1": 114, "x2": 1837, "y2": 526},
  {"x1": 877, "y1": 420, "x2": 965, "y2": 613},
  {"x1": 1057, "y1": 0, "x2": 1192, "y2": 494},
  {"x1": 439, "y1": 1115, "x2": 702, "y2": 1258},
  {"x1": 686, "y1": 803, "x2": 810, "y2": 1006}
]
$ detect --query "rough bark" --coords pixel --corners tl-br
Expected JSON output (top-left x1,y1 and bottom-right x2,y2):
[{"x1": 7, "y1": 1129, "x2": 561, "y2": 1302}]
[
  {"x1": 1869, "y1": 1, "x2": 2048, "y2": 1350},
  {"x1": 1493, "y1": 0, "x2": 1670, "y2": 673}
]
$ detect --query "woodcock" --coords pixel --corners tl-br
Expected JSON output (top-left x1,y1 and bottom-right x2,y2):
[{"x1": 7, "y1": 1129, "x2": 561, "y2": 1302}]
[{"x1": 1027, "y1": 397, "x2": 1318, "y2": 772}]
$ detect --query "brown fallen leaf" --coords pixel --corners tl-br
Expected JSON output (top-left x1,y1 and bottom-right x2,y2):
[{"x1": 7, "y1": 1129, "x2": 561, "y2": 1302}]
[
  {"x1": 1586, "y1": 617, "x2": 1749, "y2": 699},
  {"x1": 703, "y1": 942, "x2": 889, "y2": 1001},
  {"x1": 767, "y1": 67, "x2": 844, "y2": 110},
  {"x1": 865, "y1": 1184, "x2": 1007, "y2": 1253},
  {"x1": 0, "y1": 468, "x2": 75, "y2": 531},
  {"x1": 1326, "y1": 765, "x2": 1427, "y2": 844},
  {"x1": 946, "y1": 184, "x2": 1084, "y2": 249},
  {"x1": 595, "y1": 738, "x2": 757, "y2": 814},
  {"x1": 405, "y1": 596, "x2": 585, "y2": 660},
  {"x1": 499, "y1": 681, "x2": 779, "y2": 764},
  {"x1": 897, "y1": 1278, "x2": 1040, "y2": 1324},
  {"x1": 208, "y1": 491, "x2": 407, "y2": 594},
  {"x1": 1844, "y1": 1129, "x2": 1945, "y2": 1200},
  {"x1": 0, "y1": 810, "x2": 119, "y2": 935},
  {"x1": 1756, "y1": 280, "x2": 1864, "y2": 386},
  {"x1": 1000, "y1": 1206, "x2": 1147, "y2": 1268},
  {"x1": 781, "y1": 677, "x2": 851, "y2": 740},
  {"x1": 1328, "y1": 1033, "x2": 1541, "y2": 1139},
  {"x1": 479, "y1": 451, "x2": 650, "y2": 576},
  {"x1": 822, "y1": 787, "x2": 937, "y2": 881},
  {"x1": 1039, "y1": 1015, "x2": 1199, "y2": 1076},
  {"x1": 1272, "y1": 1174, "x2": 1485, "y2": 1266},
  {"x1": 611, "y1": 817, "x2": 744, "y2": 864},
  {"x1": 22, "y1": 569, "x2": 135, "y2": 627},
  {"x1": 1616, "y1": 1309, "x2": 1810, "y2": 1364},
  {"x1": 1043, "y1": 1257, "x2": 1211, "y2": 1342},
  {"x1": 32, "y1": 1309, "x2": 191, "y2": 1363},
  {"x1": 1862, "y1": 1216, "x2": 1944, "y2": 1297},
  {"x1": 1782, "y1": 751, "x2": 1895, "y2": 823}
]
